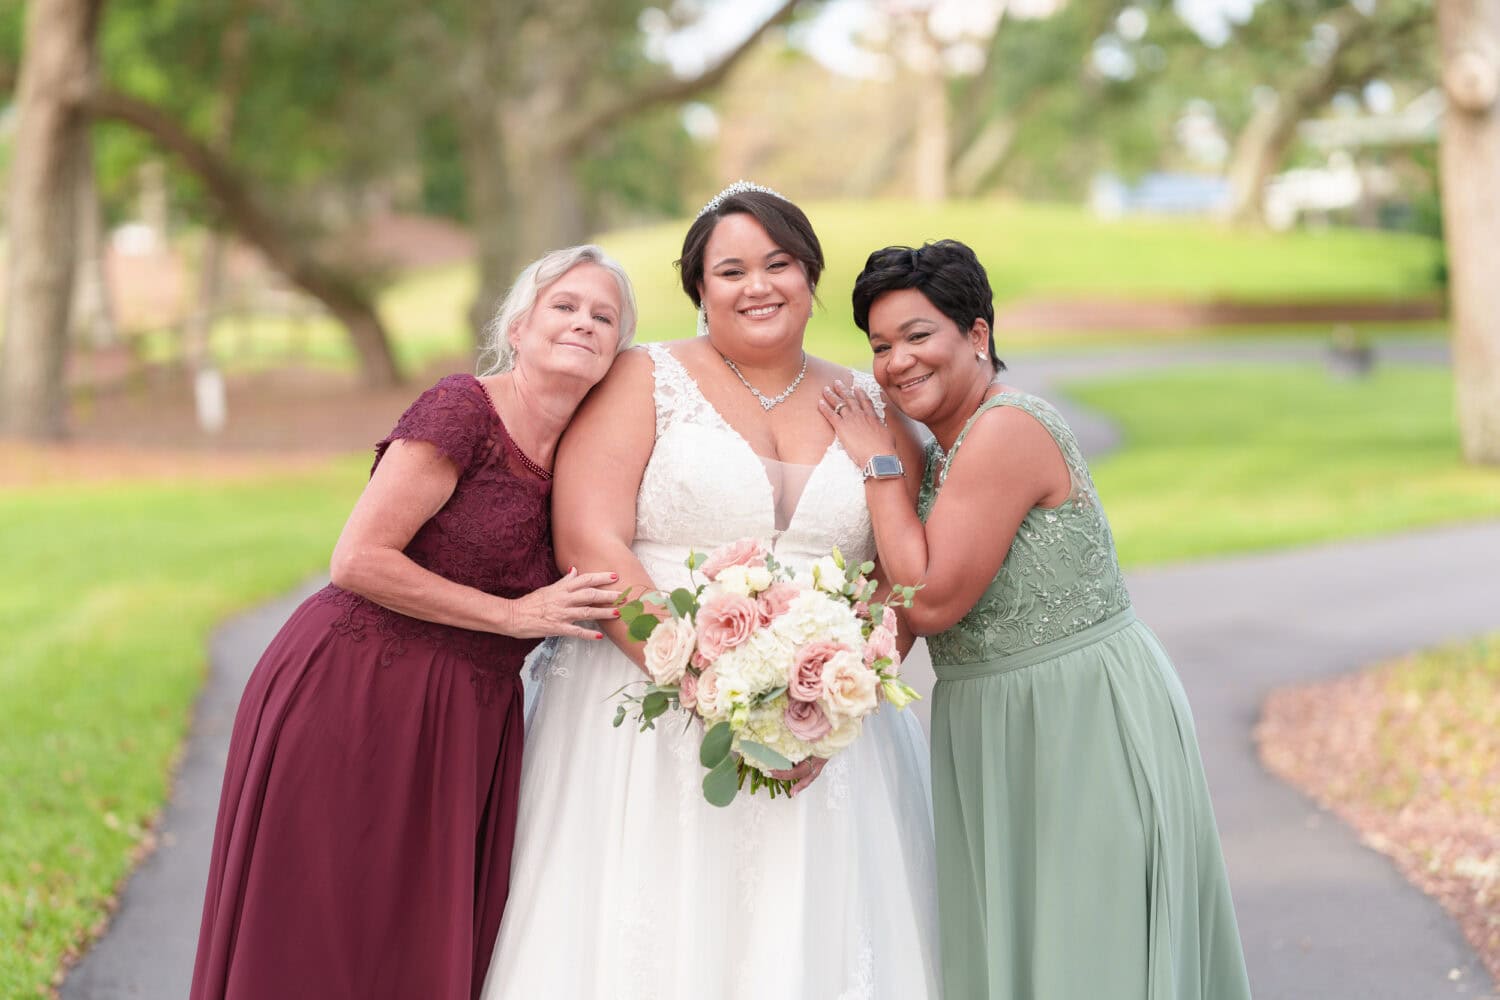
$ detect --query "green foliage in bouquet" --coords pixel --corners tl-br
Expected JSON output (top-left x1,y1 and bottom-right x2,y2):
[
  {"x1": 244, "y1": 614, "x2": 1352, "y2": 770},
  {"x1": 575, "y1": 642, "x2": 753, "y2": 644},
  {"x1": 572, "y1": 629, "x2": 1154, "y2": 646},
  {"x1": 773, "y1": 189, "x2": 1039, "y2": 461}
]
[{"x1": 612, "y1": 546, "x2": 920, "y2": 807}]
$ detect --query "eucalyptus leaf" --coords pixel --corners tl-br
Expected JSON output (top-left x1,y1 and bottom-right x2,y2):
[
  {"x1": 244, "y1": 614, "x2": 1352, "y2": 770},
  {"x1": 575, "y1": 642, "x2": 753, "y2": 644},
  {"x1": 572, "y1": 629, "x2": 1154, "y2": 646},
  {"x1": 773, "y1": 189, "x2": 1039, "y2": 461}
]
[
  {"x1": 738, "y1": 740, "x2": 794, "y2": 771},
  {"x1": 641, "y1": 690, "x2": 669, "y2": 721},
  {"x1": 702, "y1": 754, "x2": 740, "y2": 807},
  {"x1": 669, "y1": 588, "x2": 697, "y2": 619},
  {"x1": 628, "y1": 614, "x2": 661, "y2": 642},
  {"x1": 612, "y1": 704, "x2": 627, "y2": 728},
  {"x1": 753, "y1": 685, "x2": 787, "y2": 705},
  {"x1": 860, "y1": 560, "x2": 875, "y2": 575},
  {"x1": 699, "y1": 720, "x2": 733, "y2": 769},
  {"x1": 618, "y1": 600, "x2": 644, "y2": 624}
]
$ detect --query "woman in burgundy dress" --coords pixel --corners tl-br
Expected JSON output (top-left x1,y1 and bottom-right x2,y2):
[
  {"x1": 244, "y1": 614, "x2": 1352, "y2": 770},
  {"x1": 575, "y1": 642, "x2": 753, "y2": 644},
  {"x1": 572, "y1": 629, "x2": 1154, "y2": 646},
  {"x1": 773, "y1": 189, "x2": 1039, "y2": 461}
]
[{"x1": 190, "y1": 245, "x2": 635, "y2": 1000}]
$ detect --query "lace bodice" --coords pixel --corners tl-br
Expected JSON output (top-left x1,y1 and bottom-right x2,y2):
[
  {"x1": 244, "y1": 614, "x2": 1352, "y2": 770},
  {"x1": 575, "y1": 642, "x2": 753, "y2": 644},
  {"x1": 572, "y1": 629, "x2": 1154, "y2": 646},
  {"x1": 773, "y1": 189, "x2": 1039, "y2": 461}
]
[
  {"x1": 312, "y1": 374, "x2": 558, "y2": 698},
  {"x1": 635, "y1": 344, "x2": 882, "y2": 587},
  {"x1": 917, "y1": 391, "x2": 1131, "y2": 666}
]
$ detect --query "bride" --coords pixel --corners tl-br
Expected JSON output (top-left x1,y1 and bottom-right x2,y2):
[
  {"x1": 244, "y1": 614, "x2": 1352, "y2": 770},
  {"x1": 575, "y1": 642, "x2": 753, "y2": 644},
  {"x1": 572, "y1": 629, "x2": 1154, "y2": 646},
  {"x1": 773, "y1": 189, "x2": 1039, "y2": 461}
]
[{"x1": 483, "y1": 184, "x2": 940, "y2": 999}]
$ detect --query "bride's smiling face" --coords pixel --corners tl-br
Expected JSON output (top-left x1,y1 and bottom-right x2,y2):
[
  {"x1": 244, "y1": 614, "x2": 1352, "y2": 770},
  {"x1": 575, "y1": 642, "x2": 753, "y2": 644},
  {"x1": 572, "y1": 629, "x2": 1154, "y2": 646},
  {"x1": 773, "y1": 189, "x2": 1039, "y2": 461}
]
[{"x1": 698, "y1": 213, "x2": 813, "y2": 354}]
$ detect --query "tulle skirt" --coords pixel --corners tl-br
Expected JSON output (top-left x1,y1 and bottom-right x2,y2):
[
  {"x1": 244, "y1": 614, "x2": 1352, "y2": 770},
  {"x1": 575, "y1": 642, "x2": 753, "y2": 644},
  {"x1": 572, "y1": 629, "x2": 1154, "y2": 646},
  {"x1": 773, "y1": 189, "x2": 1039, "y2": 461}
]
[{"x1": 483, "y1": 633, "x2": 942, "y2": 999}]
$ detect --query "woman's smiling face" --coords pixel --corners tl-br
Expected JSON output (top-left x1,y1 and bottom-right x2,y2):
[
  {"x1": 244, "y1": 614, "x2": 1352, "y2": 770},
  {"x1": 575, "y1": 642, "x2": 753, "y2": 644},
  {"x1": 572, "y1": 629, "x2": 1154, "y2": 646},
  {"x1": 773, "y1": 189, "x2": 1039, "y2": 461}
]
[
  {"x1": 867, "y1": 287, "x2": 988, "y2": 423},
  {"x1": 697, "y1": 212, "x2": 813, "y2": 353}
]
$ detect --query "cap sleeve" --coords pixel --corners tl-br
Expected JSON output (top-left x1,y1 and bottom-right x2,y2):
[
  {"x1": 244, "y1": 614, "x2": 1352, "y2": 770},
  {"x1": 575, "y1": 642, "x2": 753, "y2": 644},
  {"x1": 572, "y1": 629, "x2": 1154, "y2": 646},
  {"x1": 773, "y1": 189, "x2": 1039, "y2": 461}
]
[{"x1": 373, "y1": 374, "x2": 487, "y2": 476}]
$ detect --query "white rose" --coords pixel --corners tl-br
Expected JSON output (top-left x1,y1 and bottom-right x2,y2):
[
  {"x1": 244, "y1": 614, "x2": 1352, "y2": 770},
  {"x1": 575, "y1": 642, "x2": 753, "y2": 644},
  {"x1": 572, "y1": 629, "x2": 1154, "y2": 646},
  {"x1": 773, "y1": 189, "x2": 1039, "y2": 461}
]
[
  {"x1": 811, "y1": 716, "x2": 863, "y2": 758},
  {"x1": 643, "y1": 615, "x2": 695, "y2": 685},
  {"x1": 822, "y1": 652, "x2": 879, "y2": 724},
  {"x1": 745, "y1": 565, "x2": 774, "y2": 594},
  {"x1": 714, "y1": 564, "x2": 755, "y2": 597},
  {"x1": 809, "y1": 556, "x2": 846, "y2": 595}
]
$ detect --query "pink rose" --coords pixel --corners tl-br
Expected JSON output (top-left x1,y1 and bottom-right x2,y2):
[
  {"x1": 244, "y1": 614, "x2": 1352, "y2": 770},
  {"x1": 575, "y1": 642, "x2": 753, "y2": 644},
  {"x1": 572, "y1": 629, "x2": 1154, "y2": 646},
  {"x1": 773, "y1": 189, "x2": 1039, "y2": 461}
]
[
  {"x1": 784, "y1": 699, "x2": 833, "y2": 743},
  {"x1": 697, "y1": 667, "x2": 719, "y2": 715},
  {"x1": 789, "y1": 639, "x2": 845, "y2": 702},
  {"x1": 696, "y1": 592, "x2": 759, "y2": 661},
  {"x1": 863, "y1": 626, "x2": 897, "y2": 667},
  {"x1": 643, "y1": 615, "x2": 695, "y2": 684},
  {"x1": 701, "y1": 538, "x2": 767, "y2": 581},
  {"x1": 881, "y1": 605, "x2": 898, "y2": 633},
  {"x1": 678, "y1": 669, "x2": 699, "y2": 710},
  {"x1": 853, "y1": 601, "x2": 870, "y2": 620},
  {"x1": 756, "y1": 582, "x2": 800, "y2": 627}
]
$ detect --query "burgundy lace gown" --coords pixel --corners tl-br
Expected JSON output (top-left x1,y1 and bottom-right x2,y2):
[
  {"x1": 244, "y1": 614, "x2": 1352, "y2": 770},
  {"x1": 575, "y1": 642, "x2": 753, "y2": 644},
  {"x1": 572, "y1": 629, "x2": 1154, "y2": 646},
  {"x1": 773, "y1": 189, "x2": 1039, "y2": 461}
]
[{"x1": 190, "y1": 374, "x2": 557, "y2": 1000}]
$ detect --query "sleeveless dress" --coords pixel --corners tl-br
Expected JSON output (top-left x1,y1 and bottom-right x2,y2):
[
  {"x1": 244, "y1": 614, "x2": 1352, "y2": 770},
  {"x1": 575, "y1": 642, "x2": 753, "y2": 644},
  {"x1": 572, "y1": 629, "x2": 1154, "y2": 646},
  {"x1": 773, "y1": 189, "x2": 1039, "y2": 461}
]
[
  {"x1": 191, "y1": 374, "x2": 556, "y2": 1000},
  {"x1": 482, "y1": 344, "x2": 940, "y2": 999},
  {"x1": 919, "y1": 391, "x2": 1252, "y2": 1000}
]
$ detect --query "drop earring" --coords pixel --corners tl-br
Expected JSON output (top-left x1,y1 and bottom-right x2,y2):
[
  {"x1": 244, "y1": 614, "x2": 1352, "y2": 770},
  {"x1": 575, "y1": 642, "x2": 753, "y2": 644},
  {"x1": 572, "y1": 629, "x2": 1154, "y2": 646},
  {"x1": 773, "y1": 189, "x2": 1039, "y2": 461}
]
[{"x1": 697, "y1": 305, "x2": 709, "y2": 337}]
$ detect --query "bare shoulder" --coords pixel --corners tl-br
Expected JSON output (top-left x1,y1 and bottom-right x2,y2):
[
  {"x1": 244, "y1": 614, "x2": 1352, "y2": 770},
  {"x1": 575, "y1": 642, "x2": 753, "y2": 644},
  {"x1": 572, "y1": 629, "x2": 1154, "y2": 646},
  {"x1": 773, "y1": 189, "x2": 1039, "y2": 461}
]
[
  {"x1": 964, "y1": 399, "x2": 1057, "y2": 456},
  {"x1": 581, "y1": 345, "x2": 656, "y2": 408}
]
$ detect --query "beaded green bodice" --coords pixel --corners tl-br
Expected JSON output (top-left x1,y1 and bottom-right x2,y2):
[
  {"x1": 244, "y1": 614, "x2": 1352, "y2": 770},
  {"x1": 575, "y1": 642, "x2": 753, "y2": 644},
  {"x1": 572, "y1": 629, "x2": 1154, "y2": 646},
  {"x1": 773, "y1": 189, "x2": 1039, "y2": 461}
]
[{"x1": 917, "y1": 391, "x2": 1132, "y2": 666}]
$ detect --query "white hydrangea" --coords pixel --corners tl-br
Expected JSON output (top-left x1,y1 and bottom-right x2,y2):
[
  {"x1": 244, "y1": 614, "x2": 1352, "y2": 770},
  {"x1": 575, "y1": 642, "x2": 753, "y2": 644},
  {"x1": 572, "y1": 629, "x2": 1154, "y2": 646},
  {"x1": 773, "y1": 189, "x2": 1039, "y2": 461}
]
[
  {"x1": 713, "y1": 628, "x2": 795, "y2": 697},
  {"x1": 737, "y1": 695, "x2": 809, "y2": 769},
  {"x1": 770, "y1": 592, "x2": 864, "y2": 650}
]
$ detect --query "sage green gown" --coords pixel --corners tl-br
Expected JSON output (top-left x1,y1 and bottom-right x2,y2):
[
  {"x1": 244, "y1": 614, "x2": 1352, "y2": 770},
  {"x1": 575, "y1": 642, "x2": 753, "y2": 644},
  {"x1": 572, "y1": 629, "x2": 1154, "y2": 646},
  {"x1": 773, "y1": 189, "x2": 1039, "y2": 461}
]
[{"x1": 919, "y1": 391, "x2": 1251, "y2": 1000}]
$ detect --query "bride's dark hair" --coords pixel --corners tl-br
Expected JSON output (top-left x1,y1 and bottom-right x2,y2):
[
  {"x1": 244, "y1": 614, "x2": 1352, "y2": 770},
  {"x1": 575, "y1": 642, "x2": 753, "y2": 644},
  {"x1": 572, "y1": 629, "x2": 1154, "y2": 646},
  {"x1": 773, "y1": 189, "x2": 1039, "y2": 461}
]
[
  {"x1": 852, "y1": 239, "x2": 1005, "y2": 373},
  {"x1": 676, "y1": 190, "x2": 824, "y2": 308}
]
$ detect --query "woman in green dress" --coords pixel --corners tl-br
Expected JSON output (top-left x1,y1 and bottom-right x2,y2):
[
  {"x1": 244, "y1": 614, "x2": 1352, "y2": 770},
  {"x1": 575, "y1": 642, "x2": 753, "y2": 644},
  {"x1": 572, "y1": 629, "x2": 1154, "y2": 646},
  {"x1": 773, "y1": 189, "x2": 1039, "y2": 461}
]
[{"x1": 818, "y1": 239, "x2": 1252, "y2": 1000}]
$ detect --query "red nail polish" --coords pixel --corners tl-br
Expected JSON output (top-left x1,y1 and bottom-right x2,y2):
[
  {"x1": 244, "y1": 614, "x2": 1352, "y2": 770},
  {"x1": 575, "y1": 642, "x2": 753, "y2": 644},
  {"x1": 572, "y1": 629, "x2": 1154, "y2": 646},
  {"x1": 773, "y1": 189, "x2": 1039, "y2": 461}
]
[
  {"x1": 610, "y1": 573, "x2": 618, "y2": 582},
  {"x1": 594, "y1": 631, "x2": 604, "y2": 640},
  {"x1": 612, "y1": 609, "x2": 621, "y2": 618}
]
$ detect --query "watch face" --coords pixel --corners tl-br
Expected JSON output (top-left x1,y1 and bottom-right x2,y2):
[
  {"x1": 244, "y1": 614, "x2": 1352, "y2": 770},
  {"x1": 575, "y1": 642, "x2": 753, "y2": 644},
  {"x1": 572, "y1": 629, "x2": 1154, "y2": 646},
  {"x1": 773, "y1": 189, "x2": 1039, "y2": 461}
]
[{"x1": 870, "y1": 454, "x2": 904, "y2": 477}]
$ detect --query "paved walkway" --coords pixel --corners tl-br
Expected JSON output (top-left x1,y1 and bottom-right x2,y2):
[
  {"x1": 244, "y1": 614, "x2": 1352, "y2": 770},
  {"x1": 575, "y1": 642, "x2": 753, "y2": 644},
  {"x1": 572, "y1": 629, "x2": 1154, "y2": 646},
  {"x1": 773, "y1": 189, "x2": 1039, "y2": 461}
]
[{"x1": 62, "y1": 337, "x2": 1497, "y2": 999}]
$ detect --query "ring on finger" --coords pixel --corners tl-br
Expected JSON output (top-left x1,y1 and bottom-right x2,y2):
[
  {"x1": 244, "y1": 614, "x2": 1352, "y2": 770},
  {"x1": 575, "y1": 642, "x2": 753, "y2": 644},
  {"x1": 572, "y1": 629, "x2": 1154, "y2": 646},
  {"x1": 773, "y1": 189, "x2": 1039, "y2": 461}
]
[{"x1": 833, "y1": 402, "x2": 847, "y2": 415}]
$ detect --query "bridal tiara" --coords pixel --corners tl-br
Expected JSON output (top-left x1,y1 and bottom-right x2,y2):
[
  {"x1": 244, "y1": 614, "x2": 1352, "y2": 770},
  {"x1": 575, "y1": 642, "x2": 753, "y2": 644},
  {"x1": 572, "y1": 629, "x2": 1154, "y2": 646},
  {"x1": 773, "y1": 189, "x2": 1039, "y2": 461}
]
[{"x1": 694, "y1": 180, "x2": 787, "y2": 220}]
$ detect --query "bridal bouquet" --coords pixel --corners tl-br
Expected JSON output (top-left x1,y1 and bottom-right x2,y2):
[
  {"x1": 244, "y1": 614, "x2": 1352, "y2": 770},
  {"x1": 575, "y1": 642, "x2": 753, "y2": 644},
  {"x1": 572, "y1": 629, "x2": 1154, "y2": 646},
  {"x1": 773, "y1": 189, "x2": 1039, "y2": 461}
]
[{"x1": 613, "y1": 538, "x2": 920, "y2": 806}]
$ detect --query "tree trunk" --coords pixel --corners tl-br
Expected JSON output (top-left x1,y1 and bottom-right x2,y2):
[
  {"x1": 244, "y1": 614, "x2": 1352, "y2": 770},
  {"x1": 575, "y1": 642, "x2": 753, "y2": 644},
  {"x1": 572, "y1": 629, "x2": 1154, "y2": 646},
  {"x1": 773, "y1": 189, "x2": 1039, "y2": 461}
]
[
  {"x1": 1438, "y1": 0, "x2": 1500, "y2": 464},
  {"x1": 1224, "y1": 96, "x2": 1303, "y2": 226},
  {"x1": 85, "y1": 88, "x2": 401, "y2": 387},
  {"x1": 460, "y1": 99, "x2": 520, "y2": 342},
  {"x1": 462, "y1": 0, "x2": 801, "y2": 342},
  {"x1": 69, "y1": 125, "x2": 117, "y2": 348},
  {"x1": 0, "y1": 0, "x2": 101, "y2": 440},
  {"x1": 1224, "y1": 5, "x2": 1374, "y2": 226}
]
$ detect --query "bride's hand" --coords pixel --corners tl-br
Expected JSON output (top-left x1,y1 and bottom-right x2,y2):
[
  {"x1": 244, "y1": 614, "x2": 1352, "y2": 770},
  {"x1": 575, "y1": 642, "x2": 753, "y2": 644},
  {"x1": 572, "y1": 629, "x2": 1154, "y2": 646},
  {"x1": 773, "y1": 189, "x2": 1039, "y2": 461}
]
[
  {"x1": 818, "y1": 381, "x2": 896, "y2": 469},
  {"x1": 771, "y1": 755, "x2": 828, "y2": 796}
]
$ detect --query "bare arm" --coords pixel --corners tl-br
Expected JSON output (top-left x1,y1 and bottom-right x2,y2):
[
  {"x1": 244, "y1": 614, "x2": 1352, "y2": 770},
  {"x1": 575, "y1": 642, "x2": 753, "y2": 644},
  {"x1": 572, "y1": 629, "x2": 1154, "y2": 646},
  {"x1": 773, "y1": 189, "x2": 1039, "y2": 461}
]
[
  {"x1": 329, "y1": 437, "x2": 618, "y2": 640},
  {"x1": 867, "y1": 410, "x2": 926, "y2": 656},
  {"x1": 552, "y1": 348, "x2": 662, "y2": 669},
  {"x1": 822, "y1": 391, "x2": 1068, "y2": 636}
]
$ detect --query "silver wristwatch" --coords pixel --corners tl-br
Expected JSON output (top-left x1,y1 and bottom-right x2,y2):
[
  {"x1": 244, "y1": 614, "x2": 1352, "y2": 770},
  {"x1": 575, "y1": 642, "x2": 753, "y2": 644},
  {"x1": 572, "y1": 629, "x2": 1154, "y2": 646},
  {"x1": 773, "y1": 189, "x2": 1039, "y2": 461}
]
[{"x1": 861, "y1": 454, "x2": 905, "y2": 481}]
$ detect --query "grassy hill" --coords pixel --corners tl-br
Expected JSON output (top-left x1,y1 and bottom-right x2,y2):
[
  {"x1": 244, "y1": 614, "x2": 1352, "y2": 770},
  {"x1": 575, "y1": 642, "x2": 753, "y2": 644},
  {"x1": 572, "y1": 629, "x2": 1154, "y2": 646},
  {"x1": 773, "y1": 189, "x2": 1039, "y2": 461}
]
[{"x1": 123, "y1": 200, "x2": 1444, "y2": 376}]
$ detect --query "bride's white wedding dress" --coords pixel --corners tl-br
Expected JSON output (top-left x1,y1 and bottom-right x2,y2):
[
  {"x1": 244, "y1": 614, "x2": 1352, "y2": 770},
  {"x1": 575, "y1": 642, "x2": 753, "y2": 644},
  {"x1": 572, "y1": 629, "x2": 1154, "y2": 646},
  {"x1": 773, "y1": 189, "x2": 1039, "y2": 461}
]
[{"x1": 483, "y1": 344, "x2": 940, "y2": 999}]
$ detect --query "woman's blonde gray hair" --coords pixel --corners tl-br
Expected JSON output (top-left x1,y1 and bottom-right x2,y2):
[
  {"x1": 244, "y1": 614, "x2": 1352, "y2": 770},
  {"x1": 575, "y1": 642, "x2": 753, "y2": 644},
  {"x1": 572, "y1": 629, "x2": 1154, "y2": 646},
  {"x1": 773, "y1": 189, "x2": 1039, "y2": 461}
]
[{"x1": 478, "y1": 244, "x2": 638, "y2": 376}]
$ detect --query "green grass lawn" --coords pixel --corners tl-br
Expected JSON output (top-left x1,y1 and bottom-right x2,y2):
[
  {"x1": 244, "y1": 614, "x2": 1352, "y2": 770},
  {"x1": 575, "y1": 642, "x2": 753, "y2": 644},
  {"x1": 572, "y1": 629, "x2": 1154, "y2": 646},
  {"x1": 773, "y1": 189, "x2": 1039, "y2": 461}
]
[
  {"x1": 0, "y1": 464, "x2": 362, "y2": 997},
  {"x1": 131, "y1": 200, "x2": 1444, "y2": 376},
  {"x1": 1067, "y1": 365, "x2": 1500, "y2": 565}
]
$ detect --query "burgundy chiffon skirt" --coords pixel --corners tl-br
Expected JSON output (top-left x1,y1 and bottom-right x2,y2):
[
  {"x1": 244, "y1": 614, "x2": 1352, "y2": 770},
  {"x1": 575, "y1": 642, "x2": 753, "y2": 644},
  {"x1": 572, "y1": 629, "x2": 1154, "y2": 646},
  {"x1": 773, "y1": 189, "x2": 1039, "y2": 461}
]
[{"x1": 190, "y1": 593, "x2": 524, "y2": 1000}]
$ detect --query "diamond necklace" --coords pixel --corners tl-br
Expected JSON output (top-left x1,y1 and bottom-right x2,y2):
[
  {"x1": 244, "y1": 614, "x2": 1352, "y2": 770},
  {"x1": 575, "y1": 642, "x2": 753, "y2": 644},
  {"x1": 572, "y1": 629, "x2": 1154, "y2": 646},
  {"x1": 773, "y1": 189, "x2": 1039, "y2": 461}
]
[{"x1": 720, "y1": 351, "x2": 808, "y2": 411}]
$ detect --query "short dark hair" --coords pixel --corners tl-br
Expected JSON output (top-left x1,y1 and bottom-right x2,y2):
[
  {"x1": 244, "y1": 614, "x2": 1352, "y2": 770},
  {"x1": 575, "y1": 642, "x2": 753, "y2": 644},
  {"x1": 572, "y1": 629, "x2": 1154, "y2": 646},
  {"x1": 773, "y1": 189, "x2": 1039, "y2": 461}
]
[
  {"x1": 676, "y1": 191, "x2": 824, "y2": 308},
  {"x1": 852, "y1": 240, "x2": 1004, "y2": 372}
]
